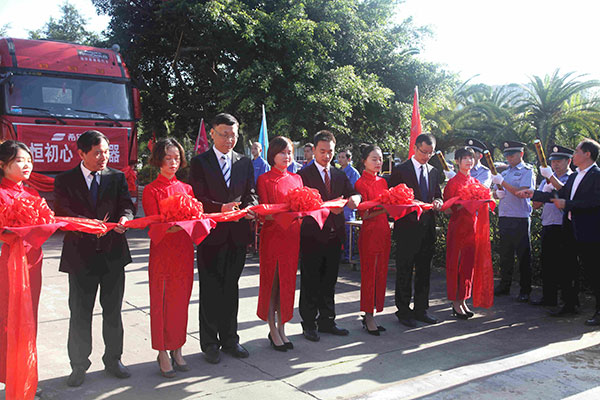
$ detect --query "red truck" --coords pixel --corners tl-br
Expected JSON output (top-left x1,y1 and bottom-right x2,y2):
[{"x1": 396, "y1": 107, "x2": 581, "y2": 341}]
[{"x1": 0, "y1": 37, "x2": 141, "y2": 202}]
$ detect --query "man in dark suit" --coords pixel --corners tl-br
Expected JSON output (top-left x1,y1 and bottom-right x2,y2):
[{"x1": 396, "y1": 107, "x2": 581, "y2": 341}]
[
  {"x1": 298, "y1": 130, "x2": 361, "y2": 342},
  {"x1": 519, "y1": 139, "x2": 600, "y2": 326},
  {"x1": 54, "y1": 130, "x2": 135, "y2": 387},
  {"x1": 189, "y1": 113, "x2": 258, "y2": 364},
  {"x1": 390, "y1": 133, "x2": 443, "y2": 328}
]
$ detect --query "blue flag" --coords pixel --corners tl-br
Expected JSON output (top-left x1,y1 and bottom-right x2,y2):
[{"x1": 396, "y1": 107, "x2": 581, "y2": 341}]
[{"x1": 258, "y1": 105, "x2": 268, "y2": 157}]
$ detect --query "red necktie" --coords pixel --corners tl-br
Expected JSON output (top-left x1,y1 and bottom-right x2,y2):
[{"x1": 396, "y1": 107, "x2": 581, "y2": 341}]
[{"x1": 324, "y1": 169, "x2": 331, "y2": 197}]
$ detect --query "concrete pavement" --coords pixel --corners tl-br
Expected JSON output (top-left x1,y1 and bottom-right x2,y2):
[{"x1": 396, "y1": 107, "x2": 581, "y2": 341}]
[{"x1": 2, "y1": 227, "x2": 600, "y2": 399}]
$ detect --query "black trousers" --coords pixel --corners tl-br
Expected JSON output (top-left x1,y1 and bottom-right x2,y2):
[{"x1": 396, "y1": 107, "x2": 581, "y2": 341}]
[
  {"x1": 498, "y1": 217, "x2": 532, "y2": 294},
  {"x1": 540, "y1": 225, "x2": 563, "y2": 304},
  {"x1": 576, "y1": 242, "x2": 600, "y2": 312},
  {"x1": 299, "y1": 235, "x2": 342, "y2": 330},
  {"x1": 394, "y1": 219, "x2": 435, "y2": 318},
  {"x1": 196, "y1": 241, "x2": 246, "y2": 351},
  {"x1": 67, "y1": 267, "x2": 125, "y2": 370}
]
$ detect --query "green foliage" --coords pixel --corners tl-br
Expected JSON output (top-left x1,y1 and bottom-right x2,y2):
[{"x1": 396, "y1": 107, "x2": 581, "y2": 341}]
[
  {"x1": 92, "y1": 0, "x2": 453, "y2": 153},
  {"x1": 28, "y1": 1, "x2": 103, "y2": 46},
  {"x1": 0, "y1": 24, "x2": 10, "y2": 37}
]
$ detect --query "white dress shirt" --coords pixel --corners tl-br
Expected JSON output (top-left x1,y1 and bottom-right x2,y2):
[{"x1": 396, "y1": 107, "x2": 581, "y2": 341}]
[
  {"x1": 411, "y1": 156, "x2": 428, "y2": 187},
  {"x1": 570, "y1": 164, "x2": 593, "y2": 200},
  {"x1": 315, "y1": 161, "x2": 331, "y2": 185},
  {"x1": 213, "y1": 146, "x2": 232, "y2": 173},
  {"x1": 80, "y1": 162, "x2": 100, "y2": 190}
]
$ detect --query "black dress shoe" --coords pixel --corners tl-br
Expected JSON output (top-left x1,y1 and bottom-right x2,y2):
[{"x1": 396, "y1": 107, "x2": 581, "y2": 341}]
[
  {"x1": 67, "y1": 368, "x2": 86, "y2": 387},
  {"x1": 494, "y1": 286, "x2": 510, "y2": 296},
  {"x1": 585, "y1": 312, "x2": 600, "y2": 326},
  {"x1": 203, "y1": 344, "x2": 221, "y2": 364},
  {"x1": 318, "y1": 324, "x2": 349, "y2": 336},
  {"x1": 303, "y1": 328, "x2": 320, "y2": 342},
  {"x1": 530, "y1": 297, "x2": 557, "y2": 306},
  {"x1": 222, "y1": 343, "x2": 249, "y2": 358},
  {"x1": 517, "y1": 293, "x2": 530, "y2": 303},
  {"x1": 105, "y1": 360, "x2": 131, "y2": 379},
  {"x1": 283, "y1": 340, "x2": 294, "y2": 350},
  {"x1": 549, "y1": 305, "x2": 579, "y2": 317},
  {"x1": 397, "y1": 317, "x2": 417, "y2": 328},
  {"x1": 415, "y1": 313, "x2": 439, "y2": 324}
]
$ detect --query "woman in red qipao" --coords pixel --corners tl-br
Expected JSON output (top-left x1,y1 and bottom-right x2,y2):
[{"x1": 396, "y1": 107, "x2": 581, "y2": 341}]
[
  {"x1": 354, "y1": 144, "x2": 390, "y2": 336},
  {"x1": 443, "y1": 147, "x2": 482, "y2": 319},
  {"x1": 0, "y1": 141, "x2": 42, "y2": 394},
  {"x1": 142, "y1": 138, "x2": 194, "y2": 377},
  {"x1": 256, "y1": 136, "x2": 303, "y2": 351}
]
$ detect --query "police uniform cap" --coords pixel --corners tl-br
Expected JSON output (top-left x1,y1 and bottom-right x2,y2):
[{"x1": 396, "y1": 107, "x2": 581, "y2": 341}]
[
  {"x1": 548, "y1": 144, "x2": 574, "y2": 160},
  {"x1": 502, "y1": 140, "x2": 526, "y2": 155},
  {"x1": 465, "y1": 138, "x2": 487, "y2": 153}
]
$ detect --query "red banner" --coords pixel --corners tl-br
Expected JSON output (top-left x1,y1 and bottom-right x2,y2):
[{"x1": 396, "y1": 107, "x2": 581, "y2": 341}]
[{"x1": 16, "y1": 125, "x2": 129, "y2": 171}]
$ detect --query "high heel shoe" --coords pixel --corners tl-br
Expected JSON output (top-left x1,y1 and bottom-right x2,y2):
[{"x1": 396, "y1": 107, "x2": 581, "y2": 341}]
[
  {"x1": 268, "y1": 333, "x2": 288, "y2": 352},
  {"x1": 169, "y1": 350, "x2": 190, "y2": 372},
  {"x1": 283, "y1": 340, "x2": 294, "y2": 350},
  {"x1": 451, "y1": 304, "x2": 469, "y2": 320},
  {"x1": 361, "y1": 316, "x2": 380, "y2": 336},
  {"x1": 157, "y1": 356, "x2": 176, "y2": 378}
]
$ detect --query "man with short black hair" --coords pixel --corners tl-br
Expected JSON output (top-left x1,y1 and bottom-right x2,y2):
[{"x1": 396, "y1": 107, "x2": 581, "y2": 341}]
[
  {"x1": 298, "y1": 131, "x2": 361, "y2": 341},
  {"x1": 189, "y1": 113, "x2": 258, "y2": 363},
  {"x1": 520, "y1": 139, "x2": 600, "y2": 325},
  {"x1": 338, "y1": 149, "x2": 360, "y2": 263},
  {"x1": 301, "y1": 143, "x2": 315, "y2": 170},
  {"x1": 54, "y1": 130, "x2": 135, "y2": 387},
  {"x1": 390, "y1": 133, "x2": 443, "y2": 327}
]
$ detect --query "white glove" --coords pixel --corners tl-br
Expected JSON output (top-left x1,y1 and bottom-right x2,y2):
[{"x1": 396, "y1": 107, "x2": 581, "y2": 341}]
[
  {"x1": 540, "y1": 166, "x2": 553, "y2": 179},
  {"x1": 444, "y1": 170, "x2": 456, "y2": 180},
  {"x1": 491, "y1": 174, "x2": 504, "y2": 185},
  {"x1": 542, "y1": 183, "x2": 553, "y2": 193},
  {"x1": 496, "y1": 189, "x2": 506, "y2": 199}
]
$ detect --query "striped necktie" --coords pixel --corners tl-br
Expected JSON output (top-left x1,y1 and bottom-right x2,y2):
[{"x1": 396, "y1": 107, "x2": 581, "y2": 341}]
[
  {"x1": 221, "y1": 155, "x2": 230, "y2": 187},
  {"x1": 323, "y1": 168, "x2": 331, "y2": 197}
]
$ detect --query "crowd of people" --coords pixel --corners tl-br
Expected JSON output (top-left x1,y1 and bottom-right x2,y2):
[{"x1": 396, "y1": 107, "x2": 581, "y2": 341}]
[{"x1": 1, "y1": 112, "x2": 600, "y2": 395}]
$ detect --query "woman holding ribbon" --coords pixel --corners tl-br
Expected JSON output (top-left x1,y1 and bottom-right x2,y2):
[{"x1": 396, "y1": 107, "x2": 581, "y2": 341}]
[
  {"x1": 354, "y1": 144, "x2": 390, "y2": 335},
  {"x1": 256, "y1": 136, "x2": 303, "y2": 351},
  {"x1": 443, "y1": 147, "x2": 494, "y2": 319},
  {"x1": 142, "y1": 138, "x2": 194, "y2": 377},
  {"x1": 0, "y1": 140, "x2": 43, "y2": 396}
]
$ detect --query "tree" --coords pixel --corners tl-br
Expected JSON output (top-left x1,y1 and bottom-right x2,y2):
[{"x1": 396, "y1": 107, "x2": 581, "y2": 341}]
[
  {"x1": 28, "y1": 1, "x2": 102, "y2": 46},
  {"x1": 92, "y1": 0, "x2": 453, "y2": 154},
  {"x1": 519, "y1": 69, "x2": 600, "y2": 149},
  {"x1": 0, "y1": 24, "x2": 10, "y2": 37}
]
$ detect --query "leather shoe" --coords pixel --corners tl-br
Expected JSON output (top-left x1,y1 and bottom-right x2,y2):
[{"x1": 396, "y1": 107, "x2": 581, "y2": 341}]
[
  {"x1": 318, "y1": 324, "x2": 349, "y2": 336},
  {"x1": 303, "y1": 328, "x2": 320, "y2": 342},
  {"x1": 415, "y1": 312, "x2": 438, "y2": 324},
  {"x1": 203, "y1": 344, "x2": 221, "y2": 364},
  {"x1": 517, "y1": 293, "x2": 530, "y2": 303},
  {"x1": 66, "y1": 368, "x2": 86, "y2": 387},
  {"x1": 549, "y1": 305, "x2": 578, "y2": 317},
  {"x1": 398, "y1": 317, "x2": 417, "y2": 328},
  {"x1": 531, "y1": 297, "x2": 557, "y2": 306},
  {"x1": 222, "y1": 343, "x2": 249, "y2": 358},
  {"x1": 105, "y1": 360, "x2": 131, "y2": 379},
  {"x1": 585, "y1": 312, "x2": 600, "y2": 326},
  {"x1": 494, "y1": 286, "x2": 510, "y2": 296}
]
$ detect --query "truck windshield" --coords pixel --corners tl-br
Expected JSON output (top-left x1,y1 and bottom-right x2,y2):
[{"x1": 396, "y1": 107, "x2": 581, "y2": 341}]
[{"x1": 3, "y1": 74, "x2": 132, "y2": 120}]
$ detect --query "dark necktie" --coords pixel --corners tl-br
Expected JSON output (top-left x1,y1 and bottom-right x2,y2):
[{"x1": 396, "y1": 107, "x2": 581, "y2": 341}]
[
  {"x1": 419, "y1": 165, "x2": 429, "y2": 202},
  {"x1": 323, "y1": 168, "x2": 331, "y2": 197},
  {"x1": 90, "y1": 171, "x2": 99, "y2": 208}
]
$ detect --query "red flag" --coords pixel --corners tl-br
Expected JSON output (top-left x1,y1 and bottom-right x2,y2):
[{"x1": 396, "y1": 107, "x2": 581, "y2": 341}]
[
  {"x1": 194, "y1": 119, "x2": 209, "y2": 154},
  {"x1": 148, "y1": 132, "x2": 156, "y2": 152},
  {"x1": 408, "y1": 86, "x2": 422, "y2": 159}
]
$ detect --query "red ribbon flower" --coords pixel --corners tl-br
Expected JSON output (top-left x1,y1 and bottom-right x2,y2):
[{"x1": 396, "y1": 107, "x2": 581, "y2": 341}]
[
  {"x1": 458, "y1": 182, "x2": 491, "y2": 200},
  {"x1": 376, "y1": 183, "x2": 415, "y2": 205},
  {"x1": 0, "y1": 196, "x2": 55, "y2": 227},
  {"x1": 159, "y1": 193, "x2": 205, "y2": 222},
  {"x1": 285, "y1": 187, "x2": 323, "y2": 212}
]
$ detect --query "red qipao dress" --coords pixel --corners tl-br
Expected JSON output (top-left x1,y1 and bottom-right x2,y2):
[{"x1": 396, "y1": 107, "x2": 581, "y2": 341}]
[
  {"x1": 355, "y1": 172, "x2": 391, "y2": 313},
  {"x1": 0, "y1": 178, "x2": 43, "y2": 383},
  {"x1": 142, "y1": 174, "x2": 195, "y2": 351},
  {"x1": 256, "y1": 168, "x2": 303, "y2": 323},
  {"x1": 443, "y1": 172, "x2": 478, "y2": 301}
]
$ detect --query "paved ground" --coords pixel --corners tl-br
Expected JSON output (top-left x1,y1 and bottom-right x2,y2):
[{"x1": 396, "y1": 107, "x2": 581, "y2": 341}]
[{"x1": 2, "y1": 227, "x2": 600, "y2": 399}]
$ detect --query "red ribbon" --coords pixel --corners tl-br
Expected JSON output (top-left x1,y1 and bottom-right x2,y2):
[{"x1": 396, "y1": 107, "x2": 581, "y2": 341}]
[
  {"x1": 356, "y1": 200, "x2": 434, "y2": 220},
  {"x1": 251, "y1": 198, "x2": 347, "y2": 230}
]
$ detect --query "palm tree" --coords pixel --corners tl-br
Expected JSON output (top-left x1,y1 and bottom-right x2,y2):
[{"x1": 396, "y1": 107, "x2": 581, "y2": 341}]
[{"x1": 519, "y1": 70, "x2": 600, "y2": 149}]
